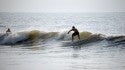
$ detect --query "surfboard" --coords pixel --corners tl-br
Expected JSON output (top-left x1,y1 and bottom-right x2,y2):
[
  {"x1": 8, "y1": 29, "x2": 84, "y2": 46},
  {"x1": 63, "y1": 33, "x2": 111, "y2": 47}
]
[
  {"x1": 62, "y1": 41, "x2": 72, "y2": 44},
  {"x1": 62, "y1": 40, "x2": 84, "y2": 43},
  {"x1": 62, "y1": 40, "x2": 85, "y2": 46}
]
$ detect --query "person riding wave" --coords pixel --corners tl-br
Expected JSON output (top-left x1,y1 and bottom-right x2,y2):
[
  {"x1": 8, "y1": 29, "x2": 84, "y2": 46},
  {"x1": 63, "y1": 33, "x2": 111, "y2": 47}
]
[
  {"x1": 68, "y1": 26, "x2": 80, "y2": 41},
  {"x1": 6, "y1": 28, "x2": 11, "y2": 36}
]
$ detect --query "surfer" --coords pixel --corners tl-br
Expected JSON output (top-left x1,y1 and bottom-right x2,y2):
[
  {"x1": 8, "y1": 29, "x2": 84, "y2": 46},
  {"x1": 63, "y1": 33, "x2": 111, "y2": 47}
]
[
  {"x1": 68, "y1": 26, "x2": 80, "y2": 41},
  {"x1": 6, "y1": 28, "x2": 11, "y2": 36}
]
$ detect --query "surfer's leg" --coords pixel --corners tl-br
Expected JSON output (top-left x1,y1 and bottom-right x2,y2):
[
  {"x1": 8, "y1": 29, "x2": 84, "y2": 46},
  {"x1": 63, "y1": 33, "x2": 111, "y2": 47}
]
[
  {"x1": 78, "y1": 34, "x2": 80, "y2": 40},
  {"x1": 72, "y1": 35, "x2": 74, "y2": 41},
  {"x1": 72, "y1": 34, "x2": 75, "y2": 41}
]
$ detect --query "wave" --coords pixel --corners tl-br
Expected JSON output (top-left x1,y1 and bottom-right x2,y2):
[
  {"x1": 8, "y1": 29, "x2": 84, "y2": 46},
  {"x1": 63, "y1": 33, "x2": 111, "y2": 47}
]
[
  {"x1": 106, "y1": 36, "x2": 125, "y2": 46},
  {"x1": 0, "y1": 32, "x2": 29, "y2": 45},
  {"x1": 62, "y1": 34, "x2": 105, "y2": 46},
  {"x1": 0, "y1": 30, "x2": 125, "y2": 46},
  {"x1": 0, "y1": 30, "x2": 58, "y2": 45}
]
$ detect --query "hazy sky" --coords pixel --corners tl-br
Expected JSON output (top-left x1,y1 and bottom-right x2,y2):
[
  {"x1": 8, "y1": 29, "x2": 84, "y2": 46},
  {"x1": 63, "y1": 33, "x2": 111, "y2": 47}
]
[{"x1": 0, "y1": 0, "x2": 125, "y2": 12}]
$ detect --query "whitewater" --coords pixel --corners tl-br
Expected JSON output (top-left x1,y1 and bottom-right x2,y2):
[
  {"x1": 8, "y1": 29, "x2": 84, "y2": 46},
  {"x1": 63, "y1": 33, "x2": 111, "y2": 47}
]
[{"x1": 0, "y1": 12, "x2": 125, "y2": 70}]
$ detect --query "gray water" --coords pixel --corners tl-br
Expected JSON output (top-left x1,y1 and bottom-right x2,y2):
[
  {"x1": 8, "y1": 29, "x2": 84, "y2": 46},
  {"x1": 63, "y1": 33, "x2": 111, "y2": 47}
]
[
  {"x1": 0, "y1": 12, "x2": 125, "y2": 35},
  {"x1": 0, "y1": 12, "x2": 125, "y2": 70}
]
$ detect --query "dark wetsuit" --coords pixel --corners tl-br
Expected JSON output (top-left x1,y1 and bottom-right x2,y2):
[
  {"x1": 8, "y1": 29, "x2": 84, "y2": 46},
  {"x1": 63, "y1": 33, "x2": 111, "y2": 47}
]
[
  {"x1": 6, "y1": 28, "x2": 11, "y2": 36},
  {"x1": 6, "y1": 29, "x2": 11, "y2": 33},
  {"x1": 68, "y1": 28, "x2": 80, "y2": 41},
  {"x1": 72, "y1": 28, "x2": 79, "y2": 36}
]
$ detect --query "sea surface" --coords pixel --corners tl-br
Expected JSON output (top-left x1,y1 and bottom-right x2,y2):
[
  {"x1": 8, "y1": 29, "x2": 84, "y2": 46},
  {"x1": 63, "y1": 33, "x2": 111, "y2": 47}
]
[{"x1": 0, "y1": 12, "x2": 125, "y2": 70}]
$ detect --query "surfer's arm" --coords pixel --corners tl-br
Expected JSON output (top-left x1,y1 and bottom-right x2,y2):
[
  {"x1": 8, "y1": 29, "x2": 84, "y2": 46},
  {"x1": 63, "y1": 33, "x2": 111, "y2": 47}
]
[{"x1": 68, "y1": 29, "x2": 72, "y2": 34}]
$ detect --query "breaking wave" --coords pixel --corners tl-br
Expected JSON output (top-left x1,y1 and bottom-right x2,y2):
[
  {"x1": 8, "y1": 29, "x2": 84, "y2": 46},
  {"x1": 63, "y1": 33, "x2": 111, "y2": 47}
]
[
  {"x1": 0, "y1": 30, "x2": 125, "y2": 46},
  {"x1": 0, "y1": 30, "x2": 59, "y2": 45}
]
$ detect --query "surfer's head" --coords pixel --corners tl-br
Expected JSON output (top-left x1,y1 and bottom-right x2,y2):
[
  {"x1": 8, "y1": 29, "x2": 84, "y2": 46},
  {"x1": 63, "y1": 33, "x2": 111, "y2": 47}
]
[
  {"x1": 72, "y1": 26, "x2": 75, "y2": 29},
  {"x1": 6, "y1": 28, "x2": 11, "y2": 32}
]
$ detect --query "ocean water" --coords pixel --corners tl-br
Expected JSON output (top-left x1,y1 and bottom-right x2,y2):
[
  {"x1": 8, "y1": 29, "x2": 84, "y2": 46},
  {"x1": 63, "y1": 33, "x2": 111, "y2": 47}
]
[{"x1": 0, "y1": 12, "x2": 125, "y2": 70}]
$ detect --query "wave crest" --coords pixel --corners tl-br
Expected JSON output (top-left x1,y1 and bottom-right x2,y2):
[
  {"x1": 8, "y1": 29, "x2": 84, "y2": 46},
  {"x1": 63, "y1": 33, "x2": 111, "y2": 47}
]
[{"x1": 0, "y1": 30, "x2": 125, "y2": 46}]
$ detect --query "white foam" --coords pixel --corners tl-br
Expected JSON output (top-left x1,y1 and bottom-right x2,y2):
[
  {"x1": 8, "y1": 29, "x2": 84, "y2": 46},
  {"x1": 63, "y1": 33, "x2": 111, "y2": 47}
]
[{"x1": 0, "y1": 32, "x2": 29, "y2": 44}]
